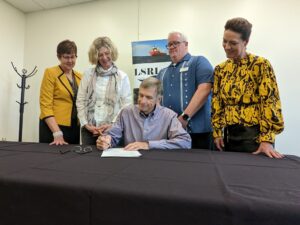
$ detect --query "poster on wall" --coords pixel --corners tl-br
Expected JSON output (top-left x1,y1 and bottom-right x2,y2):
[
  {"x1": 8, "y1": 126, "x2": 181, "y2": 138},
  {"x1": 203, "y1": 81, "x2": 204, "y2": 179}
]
[{"x1": 132, "y1": 39, "x2": 171, "y2": 103}]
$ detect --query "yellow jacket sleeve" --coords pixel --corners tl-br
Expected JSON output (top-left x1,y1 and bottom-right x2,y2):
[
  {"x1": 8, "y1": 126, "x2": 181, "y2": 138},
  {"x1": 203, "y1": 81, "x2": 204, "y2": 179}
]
[
  {"x1": 40, "y1": 68, "x2": 55, "y2": 119},
  {"x1": 258, "y1": 59, "x2": 284, "y2": 143}
]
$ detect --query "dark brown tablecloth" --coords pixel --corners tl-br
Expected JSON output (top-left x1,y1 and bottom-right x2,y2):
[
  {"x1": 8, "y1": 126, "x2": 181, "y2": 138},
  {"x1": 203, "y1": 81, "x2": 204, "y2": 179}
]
[{"x1": 0, "y1": 141, "x2": 299, "y2": 225}]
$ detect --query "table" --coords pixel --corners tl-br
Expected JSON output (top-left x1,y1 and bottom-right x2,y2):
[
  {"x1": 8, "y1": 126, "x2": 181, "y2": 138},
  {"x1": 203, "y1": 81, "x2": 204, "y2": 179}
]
[{"x1": 0, "y1": 141, "x2": 299, "y2": 225}]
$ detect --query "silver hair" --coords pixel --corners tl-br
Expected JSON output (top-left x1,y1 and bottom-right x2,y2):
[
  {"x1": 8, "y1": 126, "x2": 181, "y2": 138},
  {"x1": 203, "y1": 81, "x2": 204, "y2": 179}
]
[
  {"x1": 140, "y1": 77, "x2": 163, "y2": 97},
  {"x1": 168, "y1": 31, "x2": 188, "y2": 42}
]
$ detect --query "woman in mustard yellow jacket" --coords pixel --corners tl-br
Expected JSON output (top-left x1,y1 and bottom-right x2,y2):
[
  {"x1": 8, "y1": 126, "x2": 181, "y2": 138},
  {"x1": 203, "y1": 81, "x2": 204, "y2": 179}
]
[{"x1": 39, "y1": 40, "x2": 82, "y2": 145}]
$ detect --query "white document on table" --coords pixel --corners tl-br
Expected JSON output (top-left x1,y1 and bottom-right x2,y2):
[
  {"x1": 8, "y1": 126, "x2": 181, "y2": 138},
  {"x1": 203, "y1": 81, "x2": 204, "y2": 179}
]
[{"x1": 101, "y1": 148, "x2": 141, "y2": 158}]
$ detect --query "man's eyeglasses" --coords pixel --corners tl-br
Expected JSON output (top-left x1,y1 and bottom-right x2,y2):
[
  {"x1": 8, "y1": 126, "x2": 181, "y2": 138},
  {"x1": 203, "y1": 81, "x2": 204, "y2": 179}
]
[{"x1": 166, "y1": 41, "x2": 184, "y2": 49}]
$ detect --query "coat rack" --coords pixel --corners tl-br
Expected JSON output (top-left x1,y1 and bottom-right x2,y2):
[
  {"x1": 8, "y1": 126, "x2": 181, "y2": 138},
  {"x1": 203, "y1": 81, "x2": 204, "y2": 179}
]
[{"x1": 11, "y1": 62, "x2": 37, "y2": 142}]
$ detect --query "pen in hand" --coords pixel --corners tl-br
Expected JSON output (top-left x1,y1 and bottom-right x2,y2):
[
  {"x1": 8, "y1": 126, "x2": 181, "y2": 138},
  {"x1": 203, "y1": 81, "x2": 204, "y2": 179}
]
[{"x1": 96, "y1": 134, "x2": 112, "y2": 150}]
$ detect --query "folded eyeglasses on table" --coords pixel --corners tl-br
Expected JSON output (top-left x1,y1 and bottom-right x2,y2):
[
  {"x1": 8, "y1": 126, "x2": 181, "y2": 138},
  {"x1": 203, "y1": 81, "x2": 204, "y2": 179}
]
[{"x1": 59, "y1": 146, "x2": 93, "y2": 154}]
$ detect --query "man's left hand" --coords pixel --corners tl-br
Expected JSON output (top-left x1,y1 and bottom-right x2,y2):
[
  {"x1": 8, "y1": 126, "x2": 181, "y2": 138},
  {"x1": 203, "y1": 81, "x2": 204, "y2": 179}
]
[
  {"x1": 253, "y1": 142, "x2": 284, "y2": 158},
  {"x1": 124, "y1": 142, "x2": 149, "y2": 151}
]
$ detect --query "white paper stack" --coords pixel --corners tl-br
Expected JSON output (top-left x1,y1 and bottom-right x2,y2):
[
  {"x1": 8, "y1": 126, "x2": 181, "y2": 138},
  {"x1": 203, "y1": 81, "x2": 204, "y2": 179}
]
[{"x1": 101, "y1": 148, "x2": 141, "y2": 158}]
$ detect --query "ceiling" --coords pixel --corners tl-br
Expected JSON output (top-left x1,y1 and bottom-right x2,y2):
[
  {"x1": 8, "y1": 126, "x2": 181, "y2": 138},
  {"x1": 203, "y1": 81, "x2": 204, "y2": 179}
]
[{"x1": 4, "y1": 0, "x2": 98, "y2": 13}]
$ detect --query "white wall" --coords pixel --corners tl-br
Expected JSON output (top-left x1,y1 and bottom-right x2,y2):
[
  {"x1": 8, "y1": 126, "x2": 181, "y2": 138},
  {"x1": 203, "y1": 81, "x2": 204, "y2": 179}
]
[
  {"x1": 136, "y1": 0, "x2": 300, "y2": 156},
  {"x1": 23, "y1": 0, "x2": 138, "y2": 142},
  {"x1": 0, "y1": 1, "x2": 25, "y2": 142},
  {"x1": 2, "y1": 0, "x2": 300, "y2": 155}
]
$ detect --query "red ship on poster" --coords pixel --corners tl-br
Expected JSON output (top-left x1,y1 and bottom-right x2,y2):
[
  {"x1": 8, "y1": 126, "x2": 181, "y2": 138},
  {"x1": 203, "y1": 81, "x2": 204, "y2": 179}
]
[{"x1": 149, "y1": 47, "x2": 167, "y2": 56}]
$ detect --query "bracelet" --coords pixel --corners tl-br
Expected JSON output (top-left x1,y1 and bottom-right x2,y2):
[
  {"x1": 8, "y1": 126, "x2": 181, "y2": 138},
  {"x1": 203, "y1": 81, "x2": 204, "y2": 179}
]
[{"x1": 53, "y1": 131, "x2": 63, "y2": 138}]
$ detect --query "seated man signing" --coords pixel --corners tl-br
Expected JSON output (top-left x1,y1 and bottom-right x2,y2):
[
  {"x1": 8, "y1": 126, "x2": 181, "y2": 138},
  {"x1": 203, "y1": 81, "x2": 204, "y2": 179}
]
[{"x1": 96, "y1": 77, "x2": 191, "y2": 151}]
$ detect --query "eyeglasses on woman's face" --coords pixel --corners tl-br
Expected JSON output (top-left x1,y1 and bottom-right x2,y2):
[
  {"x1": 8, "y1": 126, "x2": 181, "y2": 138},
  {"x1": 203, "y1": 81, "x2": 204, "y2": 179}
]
[{"x1": 61, "y1": 54, "x2": 77, "y2": 61}]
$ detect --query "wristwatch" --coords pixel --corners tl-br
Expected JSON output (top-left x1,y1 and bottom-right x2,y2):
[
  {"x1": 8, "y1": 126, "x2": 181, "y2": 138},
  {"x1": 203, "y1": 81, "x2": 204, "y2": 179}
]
[{"x1": 181, "y1": 113, "x2": 191, "y2": 122}]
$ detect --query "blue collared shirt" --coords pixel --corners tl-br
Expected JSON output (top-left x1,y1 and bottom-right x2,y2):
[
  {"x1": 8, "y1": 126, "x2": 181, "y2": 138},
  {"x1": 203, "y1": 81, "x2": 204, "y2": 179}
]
[
  {"x1": 157, "y1": 53, "x2": 214, "y2": 133},
  {"x1": 107, "y1": 104, "x2": 191, "y2": 149}
]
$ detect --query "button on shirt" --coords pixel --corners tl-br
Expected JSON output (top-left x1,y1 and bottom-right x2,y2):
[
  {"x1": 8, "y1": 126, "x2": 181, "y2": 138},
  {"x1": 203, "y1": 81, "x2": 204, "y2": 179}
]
[
  {"x1": 157, "y1": 53, "x2": 214, "y2": 133},
  {"x1": 107, "y1": 104, "x2": 191, "y2": 149}
]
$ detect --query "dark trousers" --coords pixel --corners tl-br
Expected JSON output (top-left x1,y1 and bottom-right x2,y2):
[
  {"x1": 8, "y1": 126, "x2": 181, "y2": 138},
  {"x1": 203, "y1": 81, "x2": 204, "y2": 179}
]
[
  {"x1": 190, "y1": 132, "x2": 214, "y2": 150},
  {"x1": 81, "y1": 127, "x2": 125, "y2": 146},
  {"x1": 224, "y1": 124, "x2": 260, "y2": 153},
  {"x1": 39, "y1": 119, "x2": 80, "y2": 144},
  {"x1": 81, "y1": 127, "x2": 98, "y2": 145}
]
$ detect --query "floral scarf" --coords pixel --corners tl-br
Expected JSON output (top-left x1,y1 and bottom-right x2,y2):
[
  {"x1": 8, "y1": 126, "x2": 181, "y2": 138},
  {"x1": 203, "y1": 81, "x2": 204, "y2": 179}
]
[{"x1": 86, "y1": 63, "x2": 120, "y2": 126}]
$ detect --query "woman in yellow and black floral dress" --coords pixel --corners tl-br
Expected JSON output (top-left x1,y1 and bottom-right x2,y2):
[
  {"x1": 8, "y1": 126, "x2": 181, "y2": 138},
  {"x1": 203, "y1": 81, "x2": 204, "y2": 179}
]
[{"x1": 212, "y1": 17, "x2": 284, "y2": 158}]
